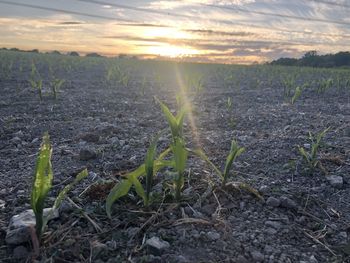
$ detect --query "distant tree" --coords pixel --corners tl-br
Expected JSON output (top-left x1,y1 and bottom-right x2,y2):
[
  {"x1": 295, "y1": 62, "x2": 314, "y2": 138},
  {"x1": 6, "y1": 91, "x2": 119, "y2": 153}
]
[
  {"x1": 29, "y1": 49, "x2": 39, "y2": 53},
  {"x1": 270, "y1": 51, "x2": 350, "y2": 68},
  {"x1": 302, "y1": 50, "x2": 317, "y2": 58},
  {"x1": 51, "y1": 50, "x2": 61, "y2": 55},
  {"x1": 86, "y1": 52, "x2": 102, "y2": 57},
  {"x1": 68, "y1": 51, "x2": 80, "y2": 56},
  {"x1": 10, "y1": 48, "x2": 19, "y2": 52},
  {"x1": 118, "y1": 54, "x2": 127, "y2": 59}
]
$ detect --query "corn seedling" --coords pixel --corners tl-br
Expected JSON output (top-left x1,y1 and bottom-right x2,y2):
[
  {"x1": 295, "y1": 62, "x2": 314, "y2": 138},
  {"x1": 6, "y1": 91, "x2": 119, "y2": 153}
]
[
  {"x1": 31, "y1": 133, "x2": 88, "y2": 239},
  {"x1": 222, "y1": 139, "x2": 245, "y2": 186},
  {"x1": 298, "y1": 127, "x2": 330, "y2": 172},
  {"x1": 171, "y1": 137, "x2": 188, "y2": 201},
  {"x1": 291, "y1": 86, "x2": 302, "y2": 105},
  {"x1": 144, "y1": 132, "x2": 164, "y2": 207},
  {"x1": 51, "y1": 78, "x2": 65, "y2": 99},
  {"x1": 29, "y1": 79, "x2": 43, "y2": 101},
  {"x1": 226, "y1": 97, "x2": 233, "y2": 110}
]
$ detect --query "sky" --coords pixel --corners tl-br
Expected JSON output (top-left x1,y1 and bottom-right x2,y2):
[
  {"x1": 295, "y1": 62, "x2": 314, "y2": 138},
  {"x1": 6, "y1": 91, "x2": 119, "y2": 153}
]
[{"x1": 0, "y1": 0, "x2": 349, "y2": 64}]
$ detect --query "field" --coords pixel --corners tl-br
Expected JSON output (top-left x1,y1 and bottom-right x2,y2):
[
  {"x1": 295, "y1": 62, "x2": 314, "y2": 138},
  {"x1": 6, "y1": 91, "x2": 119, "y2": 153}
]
[{"x1": 0, "y1": 50, "x2": 349, "y2": 262}]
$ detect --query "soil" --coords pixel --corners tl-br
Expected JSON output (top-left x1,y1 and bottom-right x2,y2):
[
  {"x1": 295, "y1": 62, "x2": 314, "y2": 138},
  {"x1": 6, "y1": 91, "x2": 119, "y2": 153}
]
[{"x1": 0, "y1": 54, "x2": 349, "y2": 263}]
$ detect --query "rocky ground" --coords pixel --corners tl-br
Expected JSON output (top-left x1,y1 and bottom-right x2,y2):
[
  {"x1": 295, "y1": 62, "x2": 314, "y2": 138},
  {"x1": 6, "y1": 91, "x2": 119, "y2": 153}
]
[{"x1": 0, "y1": 57, "x2": 349, "y2": 262}]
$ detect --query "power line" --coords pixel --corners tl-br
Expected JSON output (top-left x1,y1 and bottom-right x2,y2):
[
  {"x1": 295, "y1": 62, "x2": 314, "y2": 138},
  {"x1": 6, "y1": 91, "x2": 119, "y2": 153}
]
[
  {"x1": 1, "y1": 0, "x2": 350, "y2": 45},
  {"x1": 200, "y1": 3, "x2": 350, "y2": 27},
  {"x1": 75, "y1": 0, "x2": 350, "y2": 39},
  {"x1": 0, "y1": 0, "x2": 135, "y2": 23},
  {"x1": 308, "y1": 0, "x2": 350, "y2": 9}
]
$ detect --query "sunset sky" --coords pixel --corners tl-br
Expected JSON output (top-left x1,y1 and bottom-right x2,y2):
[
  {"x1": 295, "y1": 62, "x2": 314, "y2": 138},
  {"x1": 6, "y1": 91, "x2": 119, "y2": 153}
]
[{"x1": 0, "y1": 0, "x2": 349, "y2": 64}]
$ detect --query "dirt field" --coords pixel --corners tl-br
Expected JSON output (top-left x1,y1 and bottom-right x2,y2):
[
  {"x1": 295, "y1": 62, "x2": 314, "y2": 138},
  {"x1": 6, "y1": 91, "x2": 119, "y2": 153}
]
[{"x1": 0, "y1": 51, "x2": 349, "y2": 262}]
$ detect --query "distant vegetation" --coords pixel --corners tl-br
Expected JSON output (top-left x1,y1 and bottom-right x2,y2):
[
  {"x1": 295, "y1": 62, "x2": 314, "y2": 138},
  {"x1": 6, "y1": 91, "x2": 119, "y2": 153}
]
[{"x1": 271, "y1": 51, "x2": 350, "y2": 68}]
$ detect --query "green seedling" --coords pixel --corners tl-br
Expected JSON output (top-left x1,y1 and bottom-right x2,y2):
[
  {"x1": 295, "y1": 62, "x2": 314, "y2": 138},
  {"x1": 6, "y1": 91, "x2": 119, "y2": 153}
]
[
  {"x1": 291, "y1": 86, "x2": 302, "y2": 105},
  {"x1": 222, "y1": 139, "x2": 245, "y2": 186},
  {"x1": 171, "y1": 137, "x2": 188, "y2": 201},
  {"x1": 51, "y1": 78, "x2": 65, "y2": 99},
  {"x1": 226, "y1": 97, "x2": 233, "y2": 110},
  {"x1": 31, "y1": 133, "x2": 88, "y2": 239},
  {"x1": 298, "y1": 127, "x2": 330, "y2": 172},
  {"x1": 144, "y1": 132, "x2": 164, "y2": 207},
  {"x1": 29, "y1": 79, "x2": 43, "y2": 101},
  {"x1": 105, "y1": 148, "x2": 172, "y2": 218}
]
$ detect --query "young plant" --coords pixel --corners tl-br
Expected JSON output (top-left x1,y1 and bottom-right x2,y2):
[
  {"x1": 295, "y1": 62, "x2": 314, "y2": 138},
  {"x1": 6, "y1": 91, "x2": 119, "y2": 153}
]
[
  {"x1": 222, "y1": 139, "x2": 245, "y2": 186},
  {"x1": 291, "y1": 86, "x2": 302, "y2": 105},
  {"x1": 51, "y1": 78, "x2": 65, "y2": 99},
  {"x1": 31, "y1": 133, "x2": 88, "y2": 239},
  {"x1": 298, "y1": 127, "x2": 330, "y2": 172},
  {"x1": 31, "y1": 133, "x2": 53, "y2": 238},
  {"x1": 226, "y1": 97, "x2": 233, "y2": 110},
  {"x1": 144, "y1": 132, "x2": 164, "y2": 207},
  {"x1": 29, "y1": 79, "x2": 43, "y2": 101},
  {"x1": 171, "y1": 138, "x2": 188, "y2": 201}
]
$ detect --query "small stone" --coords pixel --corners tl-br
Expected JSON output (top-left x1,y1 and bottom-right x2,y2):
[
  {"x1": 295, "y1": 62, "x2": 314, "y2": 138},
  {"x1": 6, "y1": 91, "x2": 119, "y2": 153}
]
[
  {"x1": 266, "y1": 197, "x2": 280, "y2": 207},
  {"x1": 207, "y1": 231, "x2": 221, "y2": 241},
  {"x1": 265, "y1": 220, "x2": 282, "y2": 230},
  {"x1": 13, "y1": 246, "x2": 29, "y2": 259},
  {"x1": 326, "y1": 175, "x2": 343, "y2": 189},
  {"x1": 264, "y1": 228, "x2": 277, "y2": 235},
  {"x1": 201, "y1": 204, "x2": 216, "y2": 216},
  {"x1": 236, "y1": 255, "x2": 250, "y2": 263},
  {"x1": 145, "y1": 237, "x2": 170, "y2": 255},
  {"x1": 309, "y1": 255, "x2": 318, "y2": 263},
  {"x1": 279, "y1": 196, "x2": 297, "y2": 209},
  {"x1": 6, "y1": 208, "x2": 59, "y2": 245},
  {"x1": 251, "y1": 250, "x2": 265, "y2": 262},
  {"x1": 79, "y1": 148, "x2": 97, "y2": 160},
  {"x1": 79, "y1": 133, "x2": 100, "y2": 143}
]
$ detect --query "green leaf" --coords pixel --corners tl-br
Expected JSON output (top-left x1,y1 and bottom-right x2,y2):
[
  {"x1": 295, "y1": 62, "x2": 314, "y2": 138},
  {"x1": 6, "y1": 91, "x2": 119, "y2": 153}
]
[
  {"x1": 144, "y1": 131, "x2": 164, "y2": 206},
  {"x1": 106, "y1": 179, "x2": 132, "y2": 218},
  {"x1": 190, "y1": 148, "x2": 223, "y2": 179},
  {"x1": 30, "y1": 132, "x2": 53, "y2": 237},
  {"x1": 52, "y1": 169, "x2": 88, "y2": 210},
  {"x1": 223, "y1": 140, "x2": 245, "y2": 184}
]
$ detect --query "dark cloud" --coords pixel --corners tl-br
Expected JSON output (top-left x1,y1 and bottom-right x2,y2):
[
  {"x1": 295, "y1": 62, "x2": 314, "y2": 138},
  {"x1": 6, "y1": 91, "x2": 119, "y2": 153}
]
[{"x1": 58, "y1": 21, "x2": 84, "y2": 25}]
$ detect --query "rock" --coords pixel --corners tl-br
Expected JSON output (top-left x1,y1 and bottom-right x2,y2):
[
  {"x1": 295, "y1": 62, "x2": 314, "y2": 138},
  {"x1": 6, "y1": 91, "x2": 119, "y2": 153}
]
[
  {"x1": 6, "y1": 208, "x2": 59, "y2": 245},
  {"x1": 201, "y1": 204, "x2": 216, "y2": 216},
  {"x1": 326, "y1": 175, "x2": 343, "y2": 189},
  {"x1": 309, "y1": 255, "x2": 318, "y2": 263},
  {"x1": 279, "y1": 196, "x2": 297, "y2": 209},
  {"x1": 236, "y1": 255, "x2": 250, "y2": 263},
  {"x1": 145, "y1": 237, "x2": 170, "y2": 255},
  {"x1": 338, "y1": 231, "x2": 348, "y2": 244},
  {"x1": 207, "y1": 231, "x2": 221, "y2": 241},
  {"x1": 79, "y1": 148, "x2": 97, "y2": 160},
  {"x1": 264, "y1": 228, "x2": 277, "y2": 235},
  {"x1": 265, "y1": 220, "x2": 282, "y2": 230},
  {"x1": 13, "y1": 245, "x2": 29, "y2": 259},
  {"x1": 251, "y1": 250, "x2": 265, "y2": 262},
  {"x1": 266, "y1": 197, "x2": 280, "y2": 207},
  {"x1": 79, "y1": 133, "x2": 100, "y2": 143},
  {"x1": 0, "y1": 199, "x2": 5, "y2": 209}
]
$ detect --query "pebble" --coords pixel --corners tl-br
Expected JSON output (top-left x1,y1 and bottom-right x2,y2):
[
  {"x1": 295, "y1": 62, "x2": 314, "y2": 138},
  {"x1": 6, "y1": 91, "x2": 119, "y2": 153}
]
[
  {"x1": 279, "y1": 196, "x2": 297, "y2": 209},
  {"x1": 251, "y1": 250, "x2": 265, "y2": 262},
  {"x1": 207, "y1": 231, "x2": 221, "y2": 241},
  {"x1": 79, "y1": 148, "x2": 97, "y2": 160},
  {"x1": 145, "y1": 237, "x2": 170, "y2": 255},
  {"x1": 265, "y1": 220, "x2": 282, "y2": 230},
  {"x1": 326, "y1": 175, "x2": 343, "y2": 189},
  {"x1": 266, "y1": 197, "x2": 280, "y2": 207},
  {"x1": 6, "y1": 208, "x2": 59, "y2": 245}
]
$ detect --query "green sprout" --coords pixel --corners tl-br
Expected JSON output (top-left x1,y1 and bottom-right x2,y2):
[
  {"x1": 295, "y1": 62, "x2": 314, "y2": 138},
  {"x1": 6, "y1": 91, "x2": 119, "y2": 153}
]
[
  {"x1": 298, "y1": 127, "x2": 330, "y2": 172},
  {"x1": 222, "y1": 139, "x2": 245, "y2": 186},
  {"x1": 31, "y1": 133, "x2": 88, "y2": 239},
  {"x1": 51, "y1": 78, "x2": 65, "y2": 99},
  {"x1": 291, "y1": 86, "x2": 302, "y2": 105}
]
